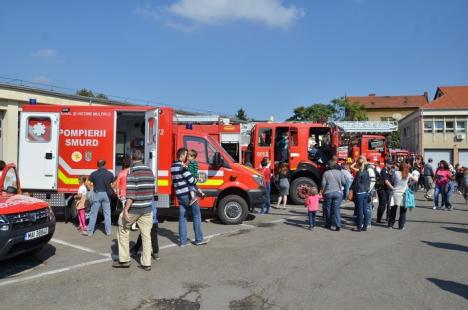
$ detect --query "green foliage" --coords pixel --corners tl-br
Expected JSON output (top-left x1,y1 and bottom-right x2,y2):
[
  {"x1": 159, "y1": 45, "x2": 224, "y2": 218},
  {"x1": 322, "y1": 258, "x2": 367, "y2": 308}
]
[
  {"x1": 287, "y1": 104, "x2": 335, "y2": 122},
  {"x1": 331, "y1": 97, "x2": 367, "y2": 121},
  {"x1": 95, "y1": 93, "x2": 108, "y2": 99},
  {"x1": 387, "y1": 130, "x2": 400, "y2": 149},
  {"x1": 236, "y1": 108, "x2": 248, "y2": 121},
  {"x1": 76, "y1": 88, "x2": 95, "y2": 97}
]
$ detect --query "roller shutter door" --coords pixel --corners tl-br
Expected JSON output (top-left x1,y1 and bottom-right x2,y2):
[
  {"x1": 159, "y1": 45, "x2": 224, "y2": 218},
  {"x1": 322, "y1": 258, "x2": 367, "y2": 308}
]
[
  {"x1": 424, "y1": 149, "x2": 453, "y2": 166},
  {"x1": 458, "y1": 150, "x2": 468, "y2": 166}
]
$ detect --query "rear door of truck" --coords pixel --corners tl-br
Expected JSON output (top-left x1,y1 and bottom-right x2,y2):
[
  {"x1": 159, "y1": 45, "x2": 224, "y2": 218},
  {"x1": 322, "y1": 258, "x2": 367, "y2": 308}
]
[{"x1": 18, "y1": 112, "x2": 60, "y2": 190}]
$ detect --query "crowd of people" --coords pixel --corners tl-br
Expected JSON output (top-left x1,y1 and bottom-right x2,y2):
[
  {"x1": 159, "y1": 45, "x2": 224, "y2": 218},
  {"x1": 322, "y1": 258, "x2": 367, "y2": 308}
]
[
  {"x1": 71, "y1": 146, "x2": 465, "y2": 270},
  {"x1": 256, "y1": 154, "x2": 466, "y2": 232},
  {"x1": 74, "y1": 148, "x2": 209, "y2": 271}
]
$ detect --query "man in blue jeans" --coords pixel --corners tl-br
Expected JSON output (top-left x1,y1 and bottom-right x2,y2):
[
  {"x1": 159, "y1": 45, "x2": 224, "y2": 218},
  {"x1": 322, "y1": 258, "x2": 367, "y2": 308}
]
[
  {"x1": 171, "y1": 148, "x2": 208, "y2": 246},
  {"x1": 321, "y1": 160, "x2": 346, "y2": 231},
  {"x1": 85, "y1": 159, "x2": 115, "y2": 236}
]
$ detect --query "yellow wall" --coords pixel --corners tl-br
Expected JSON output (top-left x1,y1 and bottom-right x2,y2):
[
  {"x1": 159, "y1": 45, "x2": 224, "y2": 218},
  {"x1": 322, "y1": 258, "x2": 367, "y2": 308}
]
[{"x1": 366, "y1": 108, "x2": 418, "y2": 121}]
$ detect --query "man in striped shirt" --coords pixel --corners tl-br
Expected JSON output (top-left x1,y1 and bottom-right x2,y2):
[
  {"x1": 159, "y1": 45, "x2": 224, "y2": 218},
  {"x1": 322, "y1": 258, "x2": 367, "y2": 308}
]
[
  {"x1": 113, "y1": 149, "x2": 155, "y2": 271},
  {"x1": 171, "y1": 148, "x2": 208, "y2": 247}
]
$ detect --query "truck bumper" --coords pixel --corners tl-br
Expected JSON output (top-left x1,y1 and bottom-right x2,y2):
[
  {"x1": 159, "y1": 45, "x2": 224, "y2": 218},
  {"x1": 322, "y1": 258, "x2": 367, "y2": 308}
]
[
  {"x1": 248, "y1": 187, "x2": 267, "y2": 209},
  {"x1": 0, "y1": 220, "x2": 56, "y2": 261}
]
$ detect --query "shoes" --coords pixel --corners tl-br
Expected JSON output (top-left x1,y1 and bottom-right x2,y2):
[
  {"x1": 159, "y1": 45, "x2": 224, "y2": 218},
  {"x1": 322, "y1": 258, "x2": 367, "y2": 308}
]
[
  {"x1": 432, "y1": 206, "x2": 437, "y2": 210},
  {"x1": 335, "y1": 227, "x2": 341, "y2": 232},
  {"x1": 352, "y1": 228, "x2": 362, "y2": 232},
  {"x1": 195, "y1": 239, "x2": 210, "y2": 246},
  {"x1": 152, "y1": 253, "x2": 161, "y2": 261},
  {"x1": 81, "y1": 231, "x2": 89, "y2": 236},
  {"x1": 180, "y1": 243, "x2": 190, "y2": 248},
  {"x1": 112, "y1": 261, "x2": 131, "y2": 268},
  {"x1": 138, "y1": 265, "x2": 151, "y2": 271},
  {"x1": 399, "y1": 227, "x2": 406, "y2": 231}
]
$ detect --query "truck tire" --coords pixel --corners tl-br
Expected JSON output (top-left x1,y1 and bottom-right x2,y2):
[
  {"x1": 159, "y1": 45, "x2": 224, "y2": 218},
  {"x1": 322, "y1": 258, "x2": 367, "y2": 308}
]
[
  {"x1": 290, "y1": 177, "x2": 318, "y2": 205},
  {"x1": 217, "y1": 195, "x2": 248, "y2": 225}
]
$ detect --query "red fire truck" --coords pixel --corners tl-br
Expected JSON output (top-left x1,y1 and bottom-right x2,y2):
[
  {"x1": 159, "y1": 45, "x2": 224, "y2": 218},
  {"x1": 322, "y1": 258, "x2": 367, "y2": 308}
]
[
  {"x1": 244, "y1": 122, "x2": 340, "y2": 204},
  {"x1": 18, "y1": 105, "x2": 266, "y2": 225}
]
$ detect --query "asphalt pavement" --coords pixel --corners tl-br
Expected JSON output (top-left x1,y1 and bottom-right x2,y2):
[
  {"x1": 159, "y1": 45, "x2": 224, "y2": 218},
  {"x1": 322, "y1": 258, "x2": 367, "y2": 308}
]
[{"x1": 1, "y1": 192, "x2": 467, "y2": 310}]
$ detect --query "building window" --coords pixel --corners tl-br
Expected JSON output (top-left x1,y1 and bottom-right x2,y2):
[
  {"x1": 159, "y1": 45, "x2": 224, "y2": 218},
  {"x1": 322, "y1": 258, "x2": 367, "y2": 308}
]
[
  {"x1": 403, "y1": 127, "x2": 409, "y2": 137},
  {"x1": 445, "y1": 121, "x2": 454, "y2": 133},
  {"x1": 434, "y1": 121, "x2": 444, "y2": 133},
  {"x1": 456, "y1": 121, "x2": 466, "y2": 133},
  {"x1": 424, "y1": 120, "x2": 433, "y2": 133}
]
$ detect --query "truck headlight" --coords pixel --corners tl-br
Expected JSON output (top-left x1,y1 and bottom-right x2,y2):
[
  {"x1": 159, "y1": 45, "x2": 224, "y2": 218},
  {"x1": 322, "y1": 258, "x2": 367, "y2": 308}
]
[
  {"x1": 252, "y1": 175, "x2": 264, "y2": 187},
  {"x1": 0, "y1": 215, "x2": 10, "y2": 231}
]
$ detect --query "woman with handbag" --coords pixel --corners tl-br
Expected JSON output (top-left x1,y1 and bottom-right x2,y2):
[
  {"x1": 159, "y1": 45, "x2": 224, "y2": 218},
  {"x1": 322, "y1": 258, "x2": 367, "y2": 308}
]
[{"x1": 388, "y1": 163, "x2": 418, "y2": 230}]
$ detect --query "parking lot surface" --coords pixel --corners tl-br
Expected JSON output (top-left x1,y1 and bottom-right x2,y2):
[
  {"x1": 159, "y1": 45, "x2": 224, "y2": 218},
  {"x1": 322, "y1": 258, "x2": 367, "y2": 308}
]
[{"x1": 1, "y1": 193, "x2": 467, "y2": 310}]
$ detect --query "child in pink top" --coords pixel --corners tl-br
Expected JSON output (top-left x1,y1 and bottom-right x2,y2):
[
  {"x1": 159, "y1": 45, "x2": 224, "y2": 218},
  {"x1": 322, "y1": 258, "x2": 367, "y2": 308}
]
[{"x1": 305, "y1": 187, "x2": 320, "y2": 230}]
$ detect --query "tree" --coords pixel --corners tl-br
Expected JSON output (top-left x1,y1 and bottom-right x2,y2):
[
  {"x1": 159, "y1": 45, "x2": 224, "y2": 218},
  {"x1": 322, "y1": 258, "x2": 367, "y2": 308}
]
[
  {"x1": 96, "y1": 93, "x2": 108, "y2": 99},
  {"x1": 287, "y1": 104, "x2": 335, "y2": 122},
  {"x1": 76, "y1": 88, "x2": 95, "y2": 97},
  {"x1": 331, "y1": 97, "x2": 367, "y2": 121},
  {"x1": 236, "y1": 108, "x2": 248, "y2": 121},
  {"x1": 387, "y1": 130, "x2": 400, "y2": 149}
]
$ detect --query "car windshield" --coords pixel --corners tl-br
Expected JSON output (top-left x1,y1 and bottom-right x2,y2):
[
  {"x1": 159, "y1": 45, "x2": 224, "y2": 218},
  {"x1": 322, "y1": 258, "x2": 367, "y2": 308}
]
[{"x1": 208, "y1": 136, "x2": 235, "y2": 163}]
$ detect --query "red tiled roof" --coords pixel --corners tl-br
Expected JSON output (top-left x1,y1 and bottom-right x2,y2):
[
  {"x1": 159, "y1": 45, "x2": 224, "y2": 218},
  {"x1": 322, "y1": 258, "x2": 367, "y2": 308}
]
[
  {"x1": 423, "y1": 86, "x2": 468, "y2": 109},
  {"x1": 347, "y1": 94, "x2": 428, "y2": 109}
]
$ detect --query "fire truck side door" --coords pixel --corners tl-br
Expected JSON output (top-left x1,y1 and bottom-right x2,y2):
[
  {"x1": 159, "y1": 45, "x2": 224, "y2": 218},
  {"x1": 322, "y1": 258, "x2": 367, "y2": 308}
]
[
  {"x1": 18, "y1": 112, "x2": 60, "y2": 190},
  {"x1": 145, "y1": 109, "x2": 159, "y2": 179},
  {"x1": 288, "y1": 126, "x2": 300, "y2": 170}
]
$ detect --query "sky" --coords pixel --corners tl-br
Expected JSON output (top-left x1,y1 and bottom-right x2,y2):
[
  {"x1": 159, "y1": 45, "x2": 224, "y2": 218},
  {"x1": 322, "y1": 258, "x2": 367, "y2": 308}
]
[{"x1": 1, "y1": 0, "x2": 468, "y2": 120}]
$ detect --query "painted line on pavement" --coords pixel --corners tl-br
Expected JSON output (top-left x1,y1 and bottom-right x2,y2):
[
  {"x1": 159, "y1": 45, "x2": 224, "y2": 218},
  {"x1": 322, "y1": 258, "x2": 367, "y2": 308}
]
[
  {"x1": 0, "y1": 258, "x2": 112, "y2": 287},
  {"x1": 51, "y1": 238, "x2": 110, "y2": 257}
]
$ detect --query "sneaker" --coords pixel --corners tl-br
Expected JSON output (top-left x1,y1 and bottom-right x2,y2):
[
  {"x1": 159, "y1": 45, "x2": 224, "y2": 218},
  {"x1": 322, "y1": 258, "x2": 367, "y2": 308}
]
[
  {"x1": 195, "y1": 239, "x2": 210, "y2": 246},
  {"x1": 352, "y1": 228, "x2": 362, "y2": 232},
  {"x1": 180, "y1": 243, "x2": 190, "y2": 248},
  {"x1": 112, "y1": 261, "x2": 131, "y2": 268},
  {"x1": 335, "y1": 227, "x2": 341, "y2": 232},
  {"x1": 432, "y1": 206, "x2": 437, "y2": 210},
  {"x1": 152, "y1": 253, "x2": 161, "y2": 261},
  {"x1": 81, "y1": 231, "x2": 90, "y2": 236}
]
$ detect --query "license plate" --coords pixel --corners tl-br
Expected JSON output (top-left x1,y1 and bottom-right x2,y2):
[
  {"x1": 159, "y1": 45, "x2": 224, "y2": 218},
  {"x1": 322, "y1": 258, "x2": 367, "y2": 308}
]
[{"x1": 25, "y1": 227, "x2": 49, "y2": 241}]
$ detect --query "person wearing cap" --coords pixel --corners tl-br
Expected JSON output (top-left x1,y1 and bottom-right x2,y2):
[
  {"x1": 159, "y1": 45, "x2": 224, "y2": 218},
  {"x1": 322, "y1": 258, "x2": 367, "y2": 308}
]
[{"x1": 376, "y1": 159, "x2": 394, "y2": 223}]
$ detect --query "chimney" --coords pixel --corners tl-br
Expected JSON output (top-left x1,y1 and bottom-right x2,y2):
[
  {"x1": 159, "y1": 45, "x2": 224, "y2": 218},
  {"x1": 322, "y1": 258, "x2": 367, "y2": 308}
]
[
  {"x1": 423, "y1": 91, "x2": 428, "y2": 100},
  {"x1": 369, "y1": 93, "x2": 376, "y2": 96}
]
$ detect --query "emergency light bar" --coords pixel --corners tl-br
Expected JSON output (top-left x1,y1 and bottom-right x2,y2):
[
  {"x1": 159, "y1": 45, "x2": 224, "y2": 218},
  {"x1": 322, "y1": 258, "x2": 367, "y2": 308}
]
[{"x1": 334, "y1": 121, "x2": 398, "y2": 133}]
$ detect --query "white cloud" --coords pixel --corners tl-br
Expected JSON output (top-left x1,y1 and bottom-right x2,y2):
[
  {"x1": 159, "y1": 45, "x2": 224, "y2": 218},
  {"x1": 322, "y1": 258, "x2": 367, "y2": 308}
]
[
  {"x1": 32, "y1": 48, "x2": 58, "y2": 59},
  {"x1": 31, "y1": 76, "x2": 51, "y2": 84},
  {"x1": 136, "y1": 0, "x2": 304, "y2": 30}
]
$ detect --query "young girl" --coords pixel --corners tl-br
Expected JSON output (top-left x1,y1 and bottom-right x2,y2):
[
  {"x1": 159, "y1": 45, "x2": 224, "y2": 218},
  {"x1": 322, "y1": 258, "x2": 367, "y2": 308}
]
[
  {"x1": 75, "y1": 175, "x2": 89, "y2": 232},
  {"x1": 305, "y1": 187, "x2": 320, "y2": 230}
]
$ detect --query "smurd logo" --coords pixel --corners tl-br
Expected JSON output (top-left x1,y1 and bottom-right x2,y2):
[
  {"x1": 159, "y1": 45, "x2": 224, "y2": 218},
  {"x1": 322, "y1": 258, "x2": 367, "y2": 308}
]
[
  {"x1": 85, "y1": 151, "x2": 93, "y2": 162},
  {"x1": 198, "y1": 172, "x2": 208, "y2": 184}
]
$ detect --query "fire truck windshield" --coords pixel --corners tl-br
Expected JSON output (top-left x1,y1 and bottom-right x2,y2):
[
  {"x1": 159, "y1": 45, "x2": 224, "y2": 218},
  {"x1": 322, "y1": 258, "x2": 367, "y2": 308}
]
[{"x1": 208, "y1": 136, "x2": 235, "y2": 163}]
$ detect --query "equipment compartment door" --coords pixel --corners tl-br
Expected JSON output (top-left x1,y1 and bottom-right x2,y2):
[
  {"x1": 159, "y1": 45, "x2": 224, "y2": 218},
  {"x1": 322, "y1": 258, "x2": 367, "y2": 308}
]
[
  {"x1": 19, "y1": 112, "x2": 60, "y2": 190},
  {"x1": 145, "y1": 108, "x2": 159, "y2": 180}
]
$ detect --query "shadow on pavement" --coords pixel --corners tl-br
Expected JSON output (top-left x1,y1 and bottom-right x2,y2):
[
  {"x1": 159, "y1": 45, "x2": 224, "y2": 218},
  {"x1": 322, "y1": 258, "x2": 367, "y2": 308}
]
[
  {"x1": 421, "y1": 241, "x2": 468, "y2": 253},
  {"x1": 158, "y1": 227, "x2": 180, "y2": 244},
  {"x1": 443, "y1": 226, "x2": 468, "y2": 234},
  {"x1": 408, "y1": 220, "x2": 468, "y2": 226},
  {"x1": 0, "y1": 244, "x2": 56, "y2": 279},
  {"x1": 427, "y1": 278, "x2": 468, "y2": 300}
]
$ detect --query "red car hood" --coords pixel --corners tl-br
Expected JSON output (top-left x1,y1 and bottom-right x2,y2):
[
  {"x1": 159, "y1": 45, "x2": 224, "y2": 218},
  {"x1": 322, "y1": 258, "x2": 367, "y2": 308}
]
[{"x1": 0, "y1": 194, "x2": 49, "y2": 215}]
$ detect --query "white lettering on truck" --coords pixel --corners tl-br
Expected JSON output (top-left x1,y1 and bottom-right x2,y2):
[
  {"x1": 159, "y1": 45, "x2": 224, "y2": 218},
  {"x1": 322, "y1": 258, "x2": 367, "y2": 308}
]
[{"x1": 60, "y1": 129, "x2": 106, "y2": 147}]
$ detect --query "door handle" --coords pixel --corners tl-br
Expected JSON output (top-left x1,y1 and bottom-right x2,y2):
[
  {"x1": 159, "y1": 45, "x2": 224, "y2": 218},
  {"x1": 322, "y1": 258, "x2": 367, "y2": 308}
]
[{"x1": 45, "y1": 152, "x2": 53, "y2": 160}]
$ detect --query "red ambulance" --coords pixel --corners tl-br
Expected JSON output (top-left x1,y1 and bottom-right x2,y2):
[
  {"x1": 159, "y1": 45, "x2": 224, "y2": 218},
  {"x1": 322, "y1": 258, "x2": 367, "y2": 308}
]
[{"x1": 18, "y1": 105, "x2": 266, "y2": 225}]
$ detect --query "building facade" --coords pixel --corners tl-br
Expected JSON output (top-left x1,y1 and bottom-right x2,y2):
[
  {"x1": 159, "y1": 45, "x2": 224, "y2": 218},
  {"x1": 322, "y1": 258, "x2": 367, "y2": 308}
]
[
  {"x1": 399, "y1": 86, "x2": 468, "y2": 166},
  {"x1": 347, "y1": 93, "x2": 429, "y2": 121}
]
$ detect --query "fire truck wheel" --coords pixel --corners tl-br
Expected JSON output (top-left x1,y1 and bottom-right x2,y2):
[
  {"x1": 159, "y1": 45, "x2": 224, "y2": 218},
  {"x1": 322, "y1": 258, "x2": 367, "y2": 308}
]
[
  {"x1": 290, "y1": 177, "x2": 318, "y2": 205},
  {"x1": 217, "y1": 195, "x2": 248, "y2": 225}
]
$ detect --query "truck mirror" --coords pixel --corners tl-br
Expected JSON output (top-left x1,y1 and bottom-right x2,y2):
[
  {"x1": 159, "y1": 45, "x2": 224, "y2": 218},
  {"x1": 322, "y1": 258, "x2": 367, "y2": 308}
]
[{"x1": 212, "y1": 152, "x2": 224, "y2": 167}]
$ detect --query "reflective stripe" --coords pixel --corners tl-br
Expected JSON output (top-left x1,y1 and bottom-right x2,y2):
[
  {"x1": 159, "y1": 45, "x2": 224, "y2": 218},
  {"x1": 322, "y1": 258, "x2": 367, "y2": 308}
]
[
  {"x1": 59, "y1": 157, "x2": 95, "y2": 175},
  {"x1": 290, "y1": 153, "x2": 300, "y2": 157},
  {"x1": 58, "y1": 170, "x2": 79, "y2": 185},
  {"x1": 199, "y1": 179, "x2": 224, "y2": 186},
  {"x1": 158, "y1": 170, "x2": 169, "y2": 177},
  {"x1": 158, "y1": 180, "x2": 169, "y2": 186}
]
